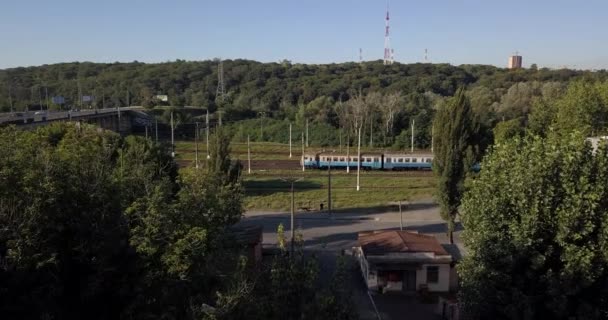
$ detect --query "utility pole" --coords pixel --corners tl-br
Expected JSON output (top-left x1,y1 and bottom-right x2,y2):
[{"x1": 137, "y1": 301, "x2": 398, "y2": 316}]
[
  {"x1": 281, "y1": 177, "x2": 302, "y2": 257},
  {"x1": 126, "y1": 89, "x2": 130, "y2": 108},
  {"x1": 44, "y1": 87, "x2": 48, "y2": 111},
  {"x1": 411, "y1": 119, "x2": 415, "y2": 153},
  {"x1": 328, "y1": 156, "x2": 332, "y2": 215},
  {"x1": 170, "y1": 111, "x2": 175, "y2": 157},
  {"x1": 339, "y1": 128, "x2": 342, "y2": 152},
  {"x1": 77, "y1": 79, "x2": 82, "y2": 109},
  {"x1": 346, "y1": 135, "x2": 350, "y2": 173},
  {"x1": 399, "y1": 200, "x2": 403, "y2": 230},
  {"x1": 369, "y1": 120, "x2": 373, "y2": 148},
  {"x1": 289, "y1": 123, "x2": 292, "y2": 158},
  {"x1": 155, "y1": 119, "x2": 158, "y2": 143},
  {"x1": 357, "y1": 126, "x2": 361, "y2": 191},
  {"x1": 305, "y1": 118, "x2": 309, "y2": 147},
  {"x1": 206, "y1": 109, "x2": 210, "y2": 159},
  {"x1": 247, "y1": 135, "x2": 251, "y2": 174},
  {"x1": 291, "y1": 181, "x2": 295, "y2": 254},
  {"x1": 301, "y1": 132, "x2": 305, "y2": 172},
  {"x1": 195, "y1": 122, "x2": 200, "y2": 169},
  {"x1": 431, "y1": 124, "x2": 434, "y2": 153},
  {"x1": 145, "y1": 125, "x2": 148, "y2": 139}
]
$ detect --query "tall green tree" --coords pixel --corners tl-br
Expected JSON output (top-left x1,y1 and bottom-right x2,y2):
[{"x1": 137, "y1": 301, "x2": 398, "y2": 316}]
[
  {"x1": 459, "y1": 133, "x2": 608, "y2": 319},
  {"x1": 432, "y1": 88, "x2": 477, "y2": 244}
]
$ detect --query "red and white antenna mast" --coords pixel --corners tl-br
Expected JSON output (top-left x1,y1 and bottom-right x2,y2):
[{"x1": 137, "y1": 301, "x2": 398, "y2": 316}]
[{"x1": 383, "y1": 4, "x2": 394, "y2": 65}]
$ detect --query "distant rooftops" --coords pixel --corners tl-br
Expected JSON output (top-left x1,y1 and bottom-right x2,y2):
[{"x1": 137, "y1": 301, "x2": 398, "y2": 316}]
[{"x1": 358, "y1": 230, "x2": 449, "y2": 256}]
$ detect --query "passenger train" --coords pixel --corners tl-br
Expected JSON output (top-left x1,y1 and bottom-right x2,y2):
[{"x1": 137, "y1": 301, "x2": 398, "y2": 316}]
[{"x1": 301, "y1": 152, "x2": 434, "y2": 170}]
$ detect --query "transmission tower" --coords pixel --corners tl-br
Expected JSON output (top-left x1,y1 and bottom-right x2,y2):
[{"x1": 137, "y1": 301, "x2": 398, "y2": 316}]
[
  {"x1": 359, "y1": 48, "x2": 363, "y2": 64},
  {"x1": 216, "y1": 59, "x2": 225, "y2": 103},
  {"x1": 383, "y1": 4, "x2": 394, "y2": 65}
]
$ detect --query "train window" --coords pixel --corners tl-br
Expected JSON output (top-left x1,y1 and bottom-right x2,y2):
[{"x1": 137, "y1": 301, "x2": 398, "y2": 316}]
[
  {"x1": 412, "y1": 158, "x2": 418, "y2": 163},
  {"x1": 340, "y1": 157, "x2": 345, "y2": 161},
  {"x1": 374, "y1": 157, "x2": 379, "y2": 162},
  {"x1": 366, "y1": 158, "x2": 371, "y2": 162},
  {"x1": 333, "y1": 157, "x2": 338, "y2": 162},
  {"x1": 398, "y1": 158, "x2": 403, "y2": 163},
  {"x1": 304, "y1": 157, "x2": 308, "y2": 160},
  {"x1": 426, "y1": 158, "x2": 432, "y2": 163},
  {"x1": 353, "y1": 157, "x2": 358, "y2": 162},
  {"x1": 386, "y1": 158, "x2": 391, "y2": 163},
  {"x1": 405, "y1": 158, "x2": 410, "y2": 163}
]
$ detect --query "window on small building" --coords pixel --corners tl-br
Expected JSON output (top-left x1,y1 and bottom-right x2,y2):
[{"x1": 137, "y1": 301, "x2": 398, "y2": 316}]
[{"x1": 426, "y1": 266, "x2": 439, "y2": 283}]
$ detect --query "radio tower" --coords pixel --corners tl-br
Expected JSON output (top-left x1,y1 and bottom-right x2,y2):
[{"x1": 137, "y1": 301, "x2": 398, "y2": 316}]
[
  {"x1": 216, "y1": 59, "x2": 225, "y2": 103},
  {"x1": 383, "y1": 4, "x2": 394, "y2": 65},
  {"x1": 359, "y1": 48, "x2": 363, "y2": 63}
]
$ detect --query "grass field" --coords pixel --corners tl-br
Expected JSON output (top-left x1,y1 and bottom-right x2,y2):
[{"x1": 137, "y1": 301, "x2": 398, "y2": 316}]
[
  {"x1": 174, "y1": 140, "x2": 437, "y2": 211},
  {"x1": 242, "y1": 173, "x2": 436, "y2": 211}
]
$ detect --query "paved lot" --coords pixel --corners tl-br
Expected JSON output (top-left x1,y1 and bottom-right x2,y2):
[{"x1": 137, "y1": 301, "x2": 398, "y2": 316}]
[
  {"x1": 241, "y1": 199, "x2": 463, "y2": 252},
  {"x1": 239, "y1": 200, "x2": 463, "y2": 320}
]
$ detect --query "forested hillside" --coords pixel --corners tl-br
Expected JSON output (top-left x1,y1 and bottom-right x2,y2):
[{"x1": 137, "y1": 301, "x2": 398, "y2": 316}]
[{"x1": 3, "y1": 59, "x2": 608, "y2": 148}]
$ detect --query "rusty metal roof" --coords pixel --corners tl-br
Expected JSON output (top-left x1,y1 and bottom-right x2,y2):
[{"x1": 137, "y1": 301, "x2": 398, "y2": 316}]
[{"x1": 358, "y1": 230, "x2": 449, "y2": 256}]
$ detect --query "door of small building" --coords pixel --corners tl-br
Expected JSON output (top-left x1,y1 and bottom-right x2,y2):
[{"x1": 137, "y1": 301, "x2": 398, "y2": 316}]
[{"x1": 403, "y1": 270, "x2": 416, "y2": 292}]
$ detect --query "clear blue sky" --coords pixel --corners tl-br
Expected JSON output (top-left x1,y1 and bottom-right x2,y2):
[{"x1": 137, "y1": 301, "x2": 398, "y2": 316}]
[{"x1": 1, "y1": 0, "x2": 607, "y2": 70}]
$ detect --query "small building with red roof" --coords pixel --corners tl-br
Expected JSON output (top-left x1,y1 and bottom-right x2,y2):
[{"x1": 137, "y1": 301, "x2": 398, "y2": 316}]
[{"x1": 354, "y1": 230, "x2": 455, "y2": 293}]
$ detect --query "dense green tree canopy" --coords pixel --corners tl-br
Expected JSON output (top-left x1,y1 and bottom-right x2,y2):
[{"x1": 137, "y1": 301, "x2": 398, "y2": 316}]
[{"x1": 459, "y1": 133, "x2": 608, "y2": 319}]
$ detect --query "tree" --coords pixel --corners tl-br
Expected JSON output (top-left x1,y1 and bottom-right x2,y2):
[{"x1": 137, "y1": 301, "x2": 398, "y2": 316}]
[
  {"x1": 459, "y1": 133, "x2": 608, "y2": 319},
  {"x1": 493, "y1": 118, "x2": 524, "y2": 144},
  {"x1": 553, "y1": 80, "x2": 608, "y2": 136},
  {"x1": 432, "y1": 88, "x2": 477, "y2": 244}
]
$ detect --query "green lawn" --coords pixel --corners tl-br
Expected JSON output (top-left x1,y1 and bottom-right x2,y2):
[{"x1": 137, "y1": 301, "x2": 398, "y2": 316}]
[
  {"x1": 243, "y1": 174, "x2": 436, "y2": 211},
  {"x1": 174, "y1": 140, "x2": 436, "y2": 210}
]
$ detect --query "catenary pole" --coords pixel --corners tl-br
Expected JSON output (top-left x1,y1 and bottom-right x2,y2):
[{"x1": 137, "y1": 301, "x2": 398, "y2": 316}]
[
  {"x1": 411, "y1": 119, "x2": 415, "y2": 153},
  {"x1": 206, "y1": 109, "x2": 210, "y2": 159},
  {"x1": 170, "y1": 111, "x2": 175, "y2": 157},
  {"x1": 346, "y1": 135, "x2": 350, "y2": 173},
  {"x1": 248, "y1": 135, "x2": 251, "y2": 174},
  {"x1": 289, "y1": 123, "x2": 292, "y2": 158},
  {"x1": 357, "y1": 126, "x2": 361, "y2": 191},
  {"x1": 195, "y1": 122, "x2": 200, "y2": 169},
  {"x1": 301, "y1": 132, "x2": 305, "y2": 172},
  {"x1": 305, "y1": 118, "x2": 309, "y2": 147}
]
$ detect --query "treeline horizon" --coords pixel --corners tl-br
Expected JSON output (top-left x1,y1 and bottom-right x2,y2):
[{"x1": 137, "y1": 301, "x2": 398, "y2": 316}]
[{"x1": 4, "y1": 59, "x2": 608, "y2": 149}]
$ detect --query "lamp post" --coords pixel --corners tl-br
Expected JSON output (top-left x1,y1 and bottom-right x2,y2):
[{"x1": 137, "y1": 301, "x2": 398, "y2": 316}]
[{"x1": 281, "y1": 177, "x2": 303, "y2": 256}]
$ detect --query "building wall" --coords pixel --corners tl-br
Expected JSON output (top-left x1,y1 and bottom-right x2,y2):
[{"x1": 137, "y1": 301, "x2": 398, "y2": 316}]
[{"x1": 416, "y1": 263, "x2": 451, "y2": 292}]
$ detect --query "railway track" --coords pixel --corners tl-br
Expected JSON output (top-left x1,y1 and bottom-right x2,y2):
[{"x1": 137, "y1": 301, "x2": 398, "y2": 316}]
[{"x1": 175, "y1": 159, "x2": 434, "y2": 177}]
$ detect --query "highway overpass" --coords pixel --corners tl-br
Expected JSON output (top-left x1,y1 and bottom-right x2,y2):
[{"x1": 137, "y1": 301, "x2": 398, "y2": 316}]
[{"x1": 0, "y1": 107, "x2": 153, "y2": 134}]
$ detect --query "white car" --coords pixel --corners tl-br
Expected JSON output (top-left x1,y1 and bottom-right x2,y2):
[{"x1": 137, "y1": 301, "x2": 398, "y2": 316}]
[{"x1": 34, "y1": 111, "x2": 47, "y2": 115}]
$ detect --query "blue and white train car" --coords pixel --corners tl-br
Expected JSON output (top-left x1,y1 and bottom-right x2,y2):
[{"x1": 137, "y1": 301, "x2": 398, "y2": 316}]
[
  {"x1": 383, "y1": 153, "x2": 433, "y2": 170},
  {"x1": 302, "y1": 153, "x2": 320, "y2": 169},
  {"x1": 318, "y1": 153, "x2": 383, "y2": 170}
]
